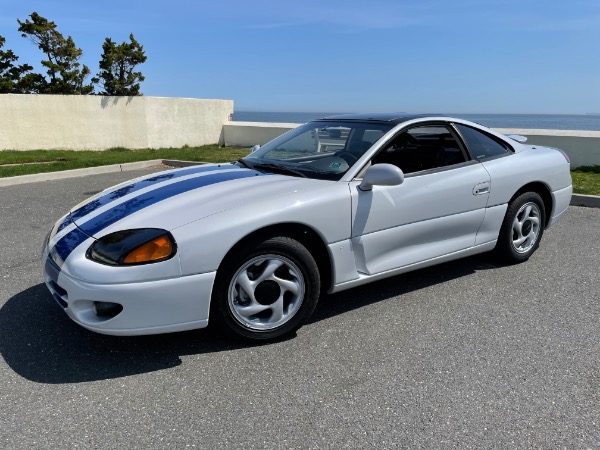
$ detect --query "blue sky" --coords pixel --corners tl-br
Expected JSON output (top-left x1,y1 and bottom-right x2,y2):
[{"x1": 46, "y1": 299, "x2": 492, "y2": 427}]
[{"x1": 1, "y1": 0, "x2": 599, "y2": 113}]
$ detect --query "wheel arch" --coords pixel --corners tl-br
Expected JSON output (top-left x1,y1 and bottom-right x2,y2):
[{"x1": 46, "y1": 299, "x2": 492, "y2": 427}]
[
  {"x1": 216, "y1": 222, "x2": 333, "y2": 293},
  {"x1": 509, "y1": 181, "x2": 553, "y2": 227}
]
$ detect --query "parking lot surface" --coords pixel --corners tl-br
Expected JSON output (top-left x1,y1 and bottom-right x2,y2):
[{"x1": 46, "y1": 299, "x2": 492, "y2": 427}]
[{"x1": 1, "y1": 169, "x2": 599, "y2": 449}]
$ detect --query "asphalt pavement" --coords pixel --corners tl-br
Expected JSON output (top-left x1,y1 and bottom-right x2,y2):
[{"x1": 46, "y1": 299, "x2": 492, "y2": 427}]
[{"x1": 1, "y1": 169, "x2": 599, "y2": 449}]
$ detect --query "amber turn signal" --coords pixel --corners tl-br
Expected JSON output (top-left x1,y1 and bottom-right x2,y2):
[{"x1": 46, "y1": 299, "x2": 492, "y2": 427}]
[{"x1": 123, "y1": 235, "x2": 174, "y2": 264}]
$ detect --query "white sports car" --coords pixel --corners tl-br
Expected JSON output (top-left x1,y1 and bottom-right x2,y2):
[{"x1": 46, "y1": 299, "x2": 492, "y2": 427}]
[{"x1": 42, "y1": 114, "x2": 572, "y2": 340}]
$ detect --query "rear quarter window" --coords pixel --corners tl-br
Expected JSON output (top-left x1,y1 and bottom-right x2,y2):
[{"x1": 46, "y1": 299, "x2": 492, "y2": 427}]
[{"x1": 455, "y1": 124, "x2": 511, "y2": 160}]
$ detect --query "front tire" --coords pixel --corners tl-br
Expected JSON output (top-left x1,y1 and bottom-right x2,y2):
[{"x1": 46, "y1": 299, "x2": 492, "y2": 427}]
[
  {"x1": 495, "y1": 192, "x2": 545, "y2": 263},
  {"x1": 212, "y1": 236, "x2": 320, "y2": 340}
]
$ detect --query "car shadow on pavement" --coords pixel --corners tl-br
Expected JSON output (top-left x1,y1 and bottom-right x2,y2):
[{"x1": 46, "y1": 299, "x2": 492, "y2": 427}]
[
  {"x1": 311, "y1": 253, "x2": 504, "y2": 324},
  {"x1": 0, "y1": 254, "x2": 502, "y2": 384},
  {"x1": 0, "y1": 283, "x2": 262, "y2": 384}
]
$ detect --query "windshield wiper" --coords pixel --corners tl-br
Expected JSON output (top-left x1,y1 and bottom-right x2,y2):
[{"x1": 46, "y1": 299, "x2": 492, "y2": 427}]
[
  {"x1": 236, "y1": 158, "x2": 253, "y2": 169},
  {"x1": 252, "y1": 163, "x2": 307, "y2": 178},
  {"x1": 301, "y1": 164, "x2": 341, "y2": 174}
]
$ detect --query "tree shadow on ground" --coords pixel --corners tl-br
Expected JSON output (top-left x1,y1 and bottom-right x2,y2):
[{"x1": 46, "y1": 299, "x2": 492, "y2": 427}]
[{"x1": 0, "y1": 253, "x2": 502, "y2": 384}]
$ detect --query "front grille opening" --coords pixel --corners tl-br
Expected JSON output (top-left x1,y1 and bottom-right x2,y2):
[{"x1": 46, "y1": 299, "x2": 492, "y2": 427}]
[
  {"x1": 48, "y1": 281, "x2": 68, "y2": 308},
  {"x1": 93, "y1": 301, "x2": 123, "y2": 318}
]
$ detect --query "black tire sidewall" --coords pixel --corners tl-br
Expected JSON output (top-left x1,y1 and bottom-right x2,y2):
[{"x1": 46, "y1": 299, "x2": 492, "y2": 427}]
[
  {"x1": 496, "y1": 192, "x2": 546, "y2": 263},
  {"x1": 212, "y1": 236, "x2": 320, "y2": 340}
]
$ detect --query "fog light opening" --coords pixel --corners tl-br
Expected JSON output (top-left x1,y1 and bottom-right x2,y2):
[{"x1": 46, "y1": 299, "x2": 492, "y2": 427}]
[{"x1": 94, "y1": 301, "x2": 123, "y2": 318}]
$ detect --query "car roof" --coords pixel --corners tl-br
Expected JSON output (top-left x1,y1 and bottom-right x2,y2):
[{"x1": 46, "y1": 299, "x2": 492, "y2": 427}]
[{"x1": 318, "y1": 112, "x2": 443, "y2": 124}]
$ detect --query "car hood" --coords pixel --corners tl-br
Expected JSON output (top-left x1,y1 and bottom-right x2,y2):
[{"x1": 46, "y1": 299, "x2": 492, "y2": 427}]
[{"x1": 64, "y1": 163, "x2": 331, "y2": 239}]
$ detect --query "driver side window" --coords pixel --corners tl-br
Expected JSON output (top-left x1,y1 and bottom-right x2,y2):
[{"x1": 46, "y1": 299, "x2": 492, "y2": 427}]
[{"x1": 372, "y1": 125, "x2": 467, "y2": 174}]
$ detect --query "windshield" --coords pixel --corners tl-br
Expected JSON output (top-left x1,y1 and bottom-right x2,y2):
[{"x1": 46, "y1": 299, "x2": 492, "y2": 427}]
[{"x1": 241, "y1": 120, "x2": 393, "y2": 180}]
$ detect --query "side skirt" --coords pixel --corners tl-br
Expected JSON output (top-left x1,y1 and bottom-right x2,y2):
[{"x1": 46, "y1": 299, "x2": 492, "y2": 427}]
[{"x1": 329, "y1": 241, "x2": 496, "y2": 294}]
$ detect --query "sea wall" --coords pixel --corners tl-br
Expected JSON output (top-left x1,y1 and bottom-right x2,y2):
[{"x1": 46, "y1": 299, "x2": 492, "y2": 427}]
[
  {"x1": 493, "y1": 128, "x2": 600, "y2": 169},
  {"x1": 0, "y1": 94, "x2": 233, "y2": 150},
  {"x1": 223, "y1": 122, "x2": 600, "y2": 168},
  {"x1": 2, "y1": 96, "x2": 598, "y2": 168}
]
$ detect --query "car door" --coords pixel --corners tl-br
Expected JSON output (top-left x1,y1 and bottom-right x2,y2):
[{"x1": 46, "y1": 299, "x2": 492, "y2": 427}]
[{"x1": 349, "y1": 124, "x2": 491, "y2": 275}]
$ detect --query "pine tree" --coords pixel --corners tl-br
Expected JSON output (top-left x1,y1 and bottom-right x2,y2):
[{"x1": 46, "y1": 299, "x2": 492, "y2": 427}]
[
  {"x1": 17, "y1": 12, "x2": 94, "y2": 94},
  {"x1": 0, "y1": 35, "x2": 43, "y2": 93},
  {"x1": 95, "y1": 33, "x2": 147, "y2": 96}
]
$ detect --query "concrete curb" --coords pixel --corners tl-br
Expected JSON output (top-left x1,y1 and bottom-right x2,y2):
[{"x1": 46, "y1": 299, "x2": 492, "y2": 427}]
[
  {"x1": 162, "y1": 159, "x2": 206, "y2": 168},
  {"x1": 1, "y1": 161, "x2": 599, "y2": 209},
  {"x1": 570, "y1": 194, "x2": 600, "y2": 208},
  {"x1": 0, "y1": 159, "x2": 165, "y2": 188}
]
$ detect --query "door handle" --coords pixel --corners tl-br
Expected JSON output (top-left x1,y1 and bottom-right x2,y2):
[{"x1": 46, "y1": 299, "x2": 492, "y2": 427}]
[{"x1": 473, "y1": 182, "x2": 490, "y2": 196}]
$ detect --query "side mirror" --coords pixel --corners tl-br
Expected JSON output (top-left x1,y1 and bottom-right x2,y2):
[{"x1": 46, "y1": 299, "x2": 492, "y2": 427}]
[
  {"x1": 358, "y1": 164, "x2": 404, "y2": 191},
  {"x1": 249, "y1": 144, "x2": 261, "y2": 153}
]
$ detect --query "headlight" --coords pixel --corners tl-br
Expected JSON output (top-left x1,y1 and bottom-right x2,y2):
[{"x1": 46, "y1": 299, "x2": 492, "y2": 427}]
[{"x1": 87, "y1": 229, "x2": 177, "y2": 266}]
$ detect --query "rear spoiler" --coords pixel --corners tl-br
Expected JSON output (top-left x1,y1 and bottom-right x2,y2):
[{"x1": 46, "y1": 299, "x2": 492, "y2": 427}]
[{"x1": 505, "y1": 134, "x2": 528, "y2": 143}]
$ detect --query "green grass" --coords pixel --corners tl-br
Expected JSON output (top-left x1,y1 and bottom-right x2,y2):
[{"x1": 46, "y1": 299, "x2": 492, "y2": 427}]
[
  {"x1": 571, "y1": 165, "x2": 600, "y2": 196},
  {"x1": 1, "y1": 148, "x2": 599, "y2": 196},
  {"x1": 0, "y1": 145, "x2": 251, "y2": 178}
]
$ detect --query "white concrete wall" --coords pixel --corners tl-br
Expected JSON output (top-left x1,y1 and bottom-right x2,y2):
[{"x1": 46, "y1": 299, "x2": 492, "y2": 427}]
[
  {"x1": 222, "y1": 121, "x2": 300, "y2": 148},
  {"x1": 494, "y1": 128, "x2": 600, "y2": 169},
  {"x1": 0, "y1": 94, "x2": 233, "y2": 150},
  {"x1": 223, "y1": 122, "x2": 600, "y2": 168}
]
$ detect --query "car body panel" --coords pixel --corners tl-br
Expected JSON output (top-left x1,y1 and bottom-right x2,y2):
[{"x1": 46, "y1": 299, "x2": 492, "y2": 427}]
[
  {"x1": 350, "y1": 162, "x2": 490, "y2": 274},
  {"x1": 44, "y1": 255, "x2": 215, "y2": 335},
  {"x1": 330, "y1": 241, "x2": 497, "y2": 293},
  {"x1": 481, "y1": 146, "x2": 572, "y2": 208},
  {"x1": 474, "y1": 204, "x2": 508, "y2": 246},
  {"x1": 41, "y1": 115, "x2": 572, "y2": 336},
  {"x1": 48, "y1": 164, "x2": 347, "y2": 282},
  {"x1": 549, "y1": 185, "x2": 572, "y2": 227},
  {"x1": 173, "y1": 181, "x2": 352, "y2": 276}
]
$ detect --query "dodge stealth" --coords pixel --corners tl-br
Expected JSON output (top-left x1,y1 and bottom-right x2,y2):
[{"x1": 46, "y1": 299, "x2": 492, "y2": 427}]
[{"x1": 42, "y1": 114, "x2": 572, "y2": 340}]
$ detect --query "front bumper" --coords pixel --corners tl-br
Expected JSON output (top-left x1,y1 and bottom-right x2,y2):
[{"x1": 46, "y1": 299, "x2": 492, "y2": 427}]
[{"x1": 43, "y1": 255, "x2": 216, "y2": 336}]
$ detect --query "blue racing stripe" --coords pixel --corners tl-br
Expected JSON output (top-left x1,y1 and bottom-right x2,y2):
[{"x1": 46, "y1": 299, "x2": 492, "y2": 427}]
[
  {"x1": 68, "y1": 164, "x2": 239, "y2": 223},
  {"x1": 52, "y1": 169, "x2": 264, "y2": 263},
  {"x1": 80, "y1": 170, "x2": 263, "y2": 236},
  {"x1": 53, "y1": 226, "x2": 92, "y2": 263},
  {"x1": 55, "y1": 214, "x2": 72, "y2": 234}
]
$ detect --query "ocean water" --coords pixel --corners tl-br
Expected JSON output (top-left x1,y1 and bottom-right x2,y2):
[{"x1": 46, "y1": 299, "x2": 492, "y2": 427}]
[{"x1": 233, "y1": 111, "x2": 600, "y2": 131}]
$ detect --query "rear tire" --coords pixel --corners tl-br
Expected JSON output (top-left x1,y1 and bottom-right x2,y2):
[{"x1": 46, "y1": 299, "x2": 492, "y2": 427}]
[
  {"x1": 211, "y1": 236, "x2": 320, "y2": 341},
  {"x1": 495, "y1": 192, "x2": 545, "y2": 263}
]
